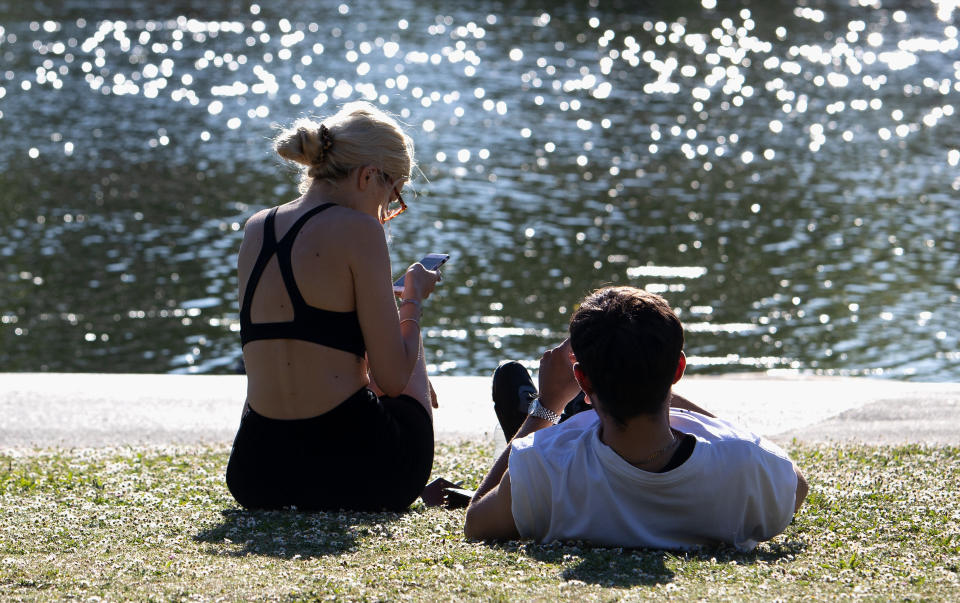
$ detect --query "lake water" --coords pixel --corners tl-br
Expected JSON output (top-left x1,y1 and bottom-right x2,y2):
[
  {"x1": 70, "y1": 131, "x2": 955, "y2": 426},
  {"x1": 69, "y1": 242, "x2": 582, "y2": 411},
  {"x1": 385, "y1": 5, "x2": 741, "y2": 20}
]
[{"x1": 1, "y1": 0, "x2": 958, "y2": 380}]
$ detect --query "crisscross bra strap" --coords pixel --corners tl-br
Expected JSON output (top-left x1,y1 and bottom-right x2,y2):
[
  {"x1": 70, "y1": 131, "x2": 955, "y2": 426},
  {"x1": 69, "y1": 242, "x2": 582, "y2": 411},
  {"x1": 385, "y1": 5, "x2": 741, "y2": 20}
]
[
  {"x1": 275, "y1": 203, "x2": 336, "y2": 310},
  {"x1": 239, "y1": 206, "x2": 280, "y2": 321},
  {"x1": 239, "y1": 203, "x2": 366, "y2": 358}
]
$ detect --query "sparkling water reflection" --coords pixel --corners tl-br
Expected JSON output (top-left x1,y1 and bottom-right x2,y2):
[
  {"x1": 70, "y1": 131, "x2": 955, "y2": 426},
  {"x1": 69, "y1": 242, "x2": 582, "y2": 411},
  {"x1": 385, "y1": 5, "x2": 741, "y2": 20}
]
[{"x1": 0, "y1": 0, "x2": 958, "y2": 379}]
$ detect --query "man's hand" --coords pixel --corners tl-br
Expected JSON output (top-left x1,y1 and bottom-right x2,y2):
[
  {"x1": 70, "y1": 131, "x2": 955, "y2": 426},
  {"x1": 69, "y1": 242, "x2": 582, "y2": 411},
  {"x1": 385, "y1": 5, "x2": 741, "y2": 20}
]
[{"x1": 537, "y1": 339, "x2": 581, "y2": 415}]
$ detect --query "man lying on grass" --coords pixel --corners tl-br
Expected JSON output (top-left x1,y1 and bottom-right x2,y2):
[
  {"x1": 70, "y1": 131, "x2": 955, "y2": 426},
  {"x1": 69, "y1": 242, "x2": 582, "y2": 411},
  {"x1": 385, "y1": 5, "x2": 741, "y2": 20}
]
[{"x1": 464, "y1": 286, "x2": 808, "y2": 549}]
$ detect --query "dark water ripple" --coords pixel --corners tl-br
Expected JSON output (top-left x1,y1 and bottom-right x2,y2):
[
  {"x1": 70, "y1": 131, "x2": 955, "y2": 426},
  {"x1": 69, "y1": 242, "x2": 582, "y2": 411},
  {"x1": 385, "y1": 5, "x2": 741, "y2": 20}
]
[{"x1": 1, "y1": 0, "x2": 958, "y2": 379}]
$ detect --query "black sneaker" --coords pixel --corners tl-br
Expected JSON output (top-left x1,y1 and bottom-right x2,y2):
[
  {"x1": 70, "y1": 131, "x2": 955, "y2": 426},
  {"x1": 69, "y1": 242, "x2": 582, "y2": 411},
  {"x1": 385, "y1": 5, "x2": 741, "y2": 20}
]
[{"x1": 492, "y1": 361, "x2": 537, "y2": 441}]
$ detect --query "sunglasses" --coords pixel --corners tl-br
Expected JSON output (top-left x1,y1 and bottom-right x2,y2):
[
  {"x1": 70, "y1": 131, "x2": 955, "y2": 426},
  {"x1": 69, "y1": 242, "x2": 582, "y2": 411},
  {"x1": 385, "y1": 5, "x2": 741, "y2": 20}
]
[{"x1": 381, "y1": 171, "x2": 408, "y2": 222}]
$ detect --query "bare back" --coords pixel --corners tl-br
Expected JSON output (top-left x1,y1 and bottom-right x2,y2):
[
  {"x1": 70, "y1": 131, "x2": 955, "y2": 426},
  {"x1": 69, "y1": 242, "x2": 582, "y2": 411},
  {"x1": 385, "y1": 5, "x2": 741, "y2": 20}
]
[{"x1": 238, "y1": 200, "x2": 370, "y2": 419}]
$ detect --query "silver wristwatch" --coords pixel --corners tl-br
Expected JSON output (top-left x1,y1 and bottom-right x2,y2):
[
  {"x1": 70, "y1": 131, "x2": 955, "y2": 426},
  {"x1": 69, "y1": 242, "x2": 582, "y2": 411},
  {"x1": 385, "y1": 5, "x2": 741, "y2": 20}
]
[{"x1": 528, "y1": 398, "x2": 561, "y2": 424}]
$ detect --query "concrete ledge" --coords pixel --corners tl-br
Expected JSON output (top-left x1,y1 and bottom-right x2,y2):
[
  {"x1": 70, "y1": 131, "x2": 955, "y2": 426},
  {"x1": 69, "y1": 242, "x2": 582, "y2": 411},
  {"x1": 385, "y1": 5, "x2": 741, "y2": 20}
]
[
  {"x1": 673, "y1": 374, "x2": 960, "y2": 445},
  {"x1": 1, "y1": 373, "x2": 958, "y2": 449}
]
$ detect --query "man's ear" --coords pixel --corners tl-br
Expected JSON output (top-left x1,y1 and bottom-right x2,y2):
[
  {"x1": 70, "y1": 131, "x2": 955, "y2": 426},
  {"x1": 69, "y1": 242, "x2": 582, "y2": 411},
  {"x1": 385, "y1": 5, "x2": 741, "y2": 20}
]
[
  {"x1": 572, "y1": 363, "x2": 594, "y2": 405},
  {"x1": 673, "y1": 352, "x2": 686, "y2": 384}
]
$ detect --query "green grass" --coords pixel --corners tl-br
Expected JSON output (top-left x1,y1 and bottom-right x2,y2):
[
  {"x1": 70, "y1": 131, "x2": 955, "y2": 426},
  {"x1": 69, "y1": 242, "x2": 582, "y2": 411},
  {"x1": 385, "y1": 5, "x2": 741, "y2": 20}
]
[{"x1": 1, "y1": 441, "x2": 959, "y2": 601}]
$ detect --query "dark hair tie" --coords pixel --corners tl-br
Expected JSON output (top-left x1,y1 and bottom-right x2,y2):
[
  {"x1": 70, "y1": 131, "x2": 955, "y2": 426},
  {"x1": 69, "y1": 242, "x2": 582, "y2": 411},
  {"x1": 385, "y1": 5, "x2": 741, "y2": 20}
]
[{"x1": 316, "y1": 124, "x2": 334, "y2": 164}]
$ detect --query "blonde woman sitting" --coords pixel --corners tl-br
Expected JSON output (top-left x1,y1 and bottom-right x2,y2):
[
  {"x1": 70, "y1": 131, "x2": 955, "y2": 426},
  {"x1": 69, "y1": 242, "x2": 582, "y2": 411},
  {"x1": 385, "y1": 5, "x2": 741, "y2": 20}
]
[{"x1": 226, "y1": 102, "x2": 440, "y2": 512}]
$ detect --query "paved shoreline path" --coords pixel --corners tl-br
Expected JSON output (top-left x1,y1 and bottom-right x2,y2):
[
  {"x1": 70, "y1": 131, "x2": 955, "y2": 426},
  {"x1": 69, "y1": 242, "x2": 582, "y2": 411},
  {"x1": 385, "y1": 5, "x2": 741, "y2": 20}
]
[{"x1": 1, "y1": 373, "x2": 958, "y2": 449}]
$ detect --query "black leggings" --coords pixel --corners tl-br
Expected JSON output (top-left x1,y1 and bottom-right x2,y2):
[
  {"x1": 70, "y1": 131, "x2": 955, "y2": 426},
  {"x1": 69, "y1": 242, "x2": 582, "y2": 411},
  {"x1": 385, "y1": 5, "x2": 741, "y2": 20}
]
[{"x1": 225, "y1": 387, "x2": 433, "y2": 512}]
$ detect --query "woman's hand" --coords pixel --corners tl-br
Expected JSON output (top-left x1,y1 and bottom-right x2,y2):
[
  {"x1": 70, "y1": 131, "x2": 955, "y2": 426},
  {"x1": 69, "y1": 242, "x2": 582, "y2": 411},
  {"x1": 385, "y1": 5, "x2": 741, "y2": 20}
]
[{"x1": 401, "y1": 262, "x2": 441, "y2": 301}]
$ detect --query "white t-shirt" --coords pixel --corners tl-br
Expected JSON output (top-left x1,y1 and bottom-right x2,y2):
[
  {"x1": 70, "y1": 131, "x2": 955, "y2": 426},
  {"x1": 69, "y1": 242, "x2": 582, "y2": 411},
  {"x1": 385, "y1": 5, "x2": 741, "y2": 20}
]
[{"x1": 509, "y1": 409, "x2": 798, "y2": 550}]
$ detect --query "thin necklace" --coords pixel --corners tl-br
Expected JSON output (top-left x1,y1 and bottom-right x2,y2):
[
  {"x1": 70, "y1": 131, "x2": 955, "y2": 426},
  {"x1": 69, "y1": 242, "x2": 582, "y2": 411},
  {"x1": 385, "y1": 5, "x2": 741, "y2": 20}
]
[{"x1": 634, "y1": 429, "x2": 680, "y2": 465}]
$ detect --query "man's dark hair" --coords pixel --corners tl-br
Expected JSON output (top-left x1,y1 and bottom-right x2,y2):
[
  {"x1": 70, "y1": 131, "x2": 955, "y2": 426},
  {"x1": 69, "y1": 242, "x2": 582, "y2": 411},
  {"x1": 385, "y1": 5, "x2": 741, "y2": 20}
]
[{"x1": 569, "y1": 286, "x2": 684, "y2": 424}]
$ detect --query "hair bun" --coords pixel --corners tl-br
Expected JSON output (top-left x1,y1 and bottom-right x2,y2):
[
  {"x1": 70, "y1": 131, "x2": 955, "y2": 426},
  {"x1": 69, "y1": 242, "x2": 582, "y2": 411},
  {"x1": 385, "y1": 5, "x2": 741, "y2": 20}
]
[
  {"x1": 274, "y1": 102, "x2": 413, "y2": 194},
  {"x1": 316, "y1": 124, "x2": 334, "y2": 164}
]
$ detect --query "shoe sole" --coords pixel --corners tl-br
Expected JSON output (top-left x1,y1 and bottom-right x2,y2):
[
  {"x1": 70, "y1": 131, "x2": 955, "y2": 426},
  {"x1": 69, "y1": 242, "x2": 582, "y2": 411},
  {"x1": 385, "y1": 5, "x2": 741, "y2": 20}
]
[{"x1": 492, "y1": 361, "x2": 537, "y2": 441}]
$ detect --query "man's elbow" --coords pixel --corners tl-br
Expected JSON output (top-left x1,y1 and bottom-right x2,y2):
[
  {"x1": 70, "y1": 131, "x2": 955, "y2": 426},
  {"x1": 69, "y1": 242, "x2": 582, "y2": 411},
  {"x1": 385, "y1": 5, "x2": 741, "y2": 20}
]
[
  {"x1": 463, "y1": 502, "x2": 513, "y2": 541},
  {"x1": 794, "y1": 465, "x2": 809, "y2": 513},
  {"x1": 463, "y1": 504, "x2": 484, "y2": 540}
]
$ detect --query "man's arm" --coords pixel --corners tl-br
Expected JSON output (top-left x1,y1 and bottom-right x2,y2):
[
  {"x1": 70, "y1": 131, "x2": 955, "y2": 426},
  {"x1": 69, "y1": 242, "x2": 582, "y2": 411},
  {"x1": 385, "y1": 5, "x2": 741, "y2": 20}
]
[
  {"x1": 669, "y1": 392, "x2": 716, "y2": 417},
  {"x1": 464, "y1": 340, "x2": 580, "y2": 541},
  {"x1": 463, "y1": 417, "x2": 549, "y2": 540}
]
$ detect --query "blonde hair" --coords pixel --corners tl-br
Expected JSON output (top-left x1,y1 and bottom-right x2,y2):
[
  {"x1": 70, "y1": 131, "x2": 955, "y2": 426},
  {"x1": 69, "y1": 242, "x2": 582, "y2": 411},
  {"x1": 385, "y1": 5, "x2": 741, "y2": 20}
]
[{"x1": 274, "y1": 101, "x2": 414, "y2": 193}]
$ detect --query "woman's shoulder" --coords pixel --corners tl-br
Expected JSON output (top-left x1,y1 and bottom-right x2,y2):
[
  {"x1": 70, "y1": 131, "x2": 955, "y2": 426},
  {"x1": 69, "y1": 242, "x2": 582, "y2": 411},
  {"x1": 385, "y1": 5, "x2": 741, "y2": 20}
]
[
  {"x1": 310, "y1": 204, "x2": 385, "y2": 244},
  {"x1": 242, "y1": 206, "x2": 273, "y2": 232},
  {"x1": 284, "y1": 204, "x2": 387, "y2": 271},
  {"x1": 326, "y1": 203, "x2": 381, "y2": 228}
]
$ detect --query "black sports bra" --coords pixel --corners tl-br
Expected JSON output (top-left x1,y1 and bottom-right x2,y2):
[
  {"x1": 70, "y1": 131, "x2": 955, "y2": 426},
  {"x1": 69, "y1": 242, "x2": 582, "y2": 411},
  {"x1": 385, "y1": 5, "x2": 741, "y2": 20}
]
[{"x1": 239, "y1": 203, "x2": 366, "y2": 358}]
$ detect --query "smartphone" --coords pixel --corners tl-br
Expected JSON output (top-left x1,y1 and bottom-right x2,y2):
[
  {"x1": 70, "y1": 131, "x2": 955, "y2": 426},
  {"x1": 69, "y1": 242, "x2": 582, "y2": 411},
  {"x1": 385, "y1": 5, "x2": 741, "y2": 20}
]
[{"x1": 393, "y1": 253, "x2": 450, "y2": 294}]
